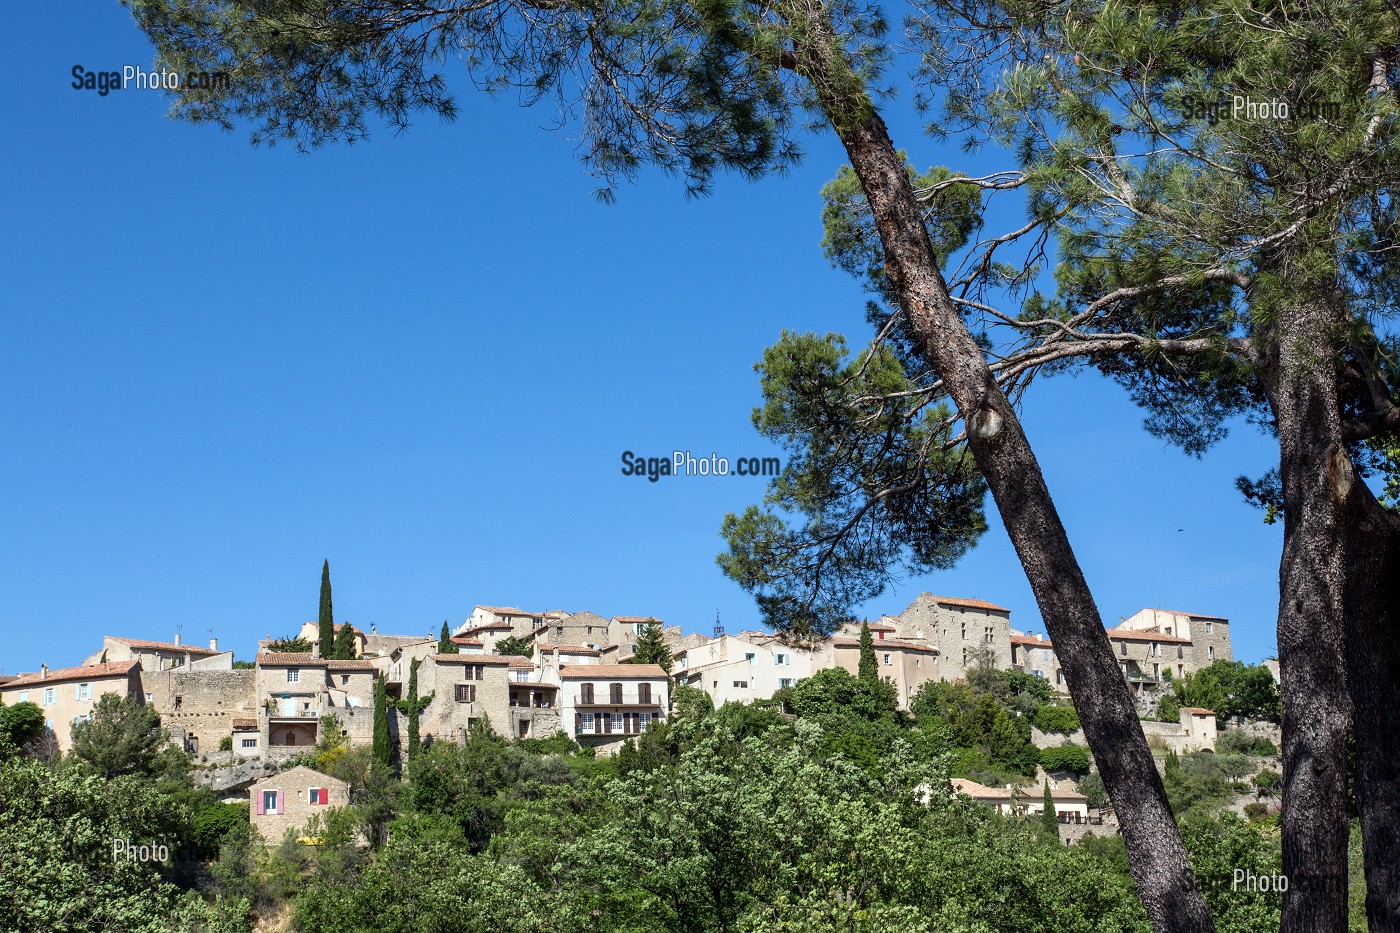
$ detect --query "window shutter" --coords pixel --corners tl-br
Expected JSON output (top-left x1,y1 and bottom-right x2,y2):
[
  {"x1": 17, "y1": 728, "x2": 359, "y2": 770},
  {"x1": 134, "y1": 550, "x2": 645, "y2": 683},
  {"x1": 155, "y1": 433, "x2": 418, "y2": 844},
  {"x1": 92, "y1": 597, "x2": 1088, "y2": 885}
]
[
  {"x1": 255, "y1": 791, "x2": 265, "y2": 815},
  {"x1": 275, "y1": 790, "x2": 284, "y2": 813}
]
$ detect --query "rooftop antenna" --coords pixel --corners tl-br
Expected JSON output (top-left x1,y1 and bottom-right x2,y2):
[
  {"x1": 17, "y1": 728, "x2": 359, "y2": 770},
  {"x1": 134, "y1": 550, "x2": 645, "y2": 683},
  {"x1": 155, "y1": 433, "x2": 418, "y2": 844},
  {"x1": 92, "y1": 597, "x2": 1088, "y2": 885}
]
[{"x1": 714, "y1": 610, "x2": 724, "y2": 639}]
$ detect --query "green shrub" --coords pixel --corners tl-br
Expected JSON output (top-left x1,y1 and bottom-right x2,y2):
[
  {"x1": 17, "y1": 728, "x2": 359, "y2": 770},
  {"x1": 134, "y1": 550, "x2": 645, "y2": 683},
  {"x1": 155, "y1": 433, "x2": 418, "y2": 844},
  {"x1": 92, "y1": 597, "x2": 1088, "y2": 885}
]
[
  {"x1": 1039, "y1": 744, "x2": 1091, "y2": 775},
  {"x1": 219, "y1": 735, "x2": 233, "y2": 752},
  {"x1": 1033, "y1": 705, "x2": 1080, "y2": 734}
]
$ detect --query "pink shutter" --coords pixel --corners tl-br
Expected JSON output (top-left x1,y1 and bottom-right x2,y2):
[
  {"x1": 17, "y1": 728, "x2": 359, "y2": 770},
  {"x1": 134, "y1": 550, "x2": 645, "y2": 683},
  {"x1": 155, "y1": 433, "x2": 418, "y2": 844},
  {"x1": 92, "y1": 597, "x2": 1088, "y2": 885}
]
[
  {"x1": 318, "y1": 787, "x2": 328, "y2": 804},
  {"x1": 275, "y1": 790, "x2": 284, "y2": 813},
  {"x1": 255, "y1": 791, "x2": 265, "y2": 815}
]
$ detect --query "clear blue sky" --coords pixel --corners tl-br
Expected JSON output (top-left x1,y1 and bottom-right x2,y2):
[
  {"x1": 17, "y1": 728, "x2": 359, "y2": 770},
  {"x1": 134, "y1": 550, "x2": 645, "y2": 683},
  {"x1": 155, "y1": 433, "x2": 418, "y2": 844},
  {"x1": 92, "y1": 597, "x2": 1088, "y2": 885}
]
[{"x1": 0, "y1": 2, "x2": 1284, "y2": 675}]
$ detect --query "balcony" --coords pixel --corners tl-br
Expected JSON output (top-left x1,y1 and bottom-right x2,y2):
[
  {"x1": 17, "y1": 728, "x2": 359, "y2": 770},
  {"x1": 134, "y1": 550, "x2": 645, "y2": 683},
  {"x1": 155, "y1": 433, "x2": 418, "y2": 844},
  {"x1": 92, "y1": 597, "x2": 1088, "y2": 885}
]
[{"x1": 573, "y1": 692, "x2": 662, "y2": 708}]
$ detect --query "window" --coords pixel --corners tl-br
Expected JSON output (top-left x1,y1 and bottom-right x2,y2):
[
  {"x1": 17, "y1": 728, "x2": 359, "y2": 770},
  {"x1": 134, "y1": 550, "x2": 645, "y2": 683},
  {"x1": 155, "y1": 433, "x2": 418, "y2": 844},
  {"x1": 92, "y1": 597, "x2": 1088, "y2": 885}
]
[
  {"x1": 610, "y1": 713, "x2": 623, "y2": 732},
  {"x1": 640, "y1": 712, "x2": 653, "y2": 729},
  {"x1": 462, "y1": 664, "x2": 484, "y2": 680},
  {"x1": 580, "y1": 713, "x2": 595, "y2": 733},
  {"x1": 514, "y1": 670, "x2": 529, "y2": 682},
  {"x1": 341, "y1": 675, "x2": 349, "y2": 685},
  {"x1": 309, "y1": 787, "x2": 328, "y2": 805},
  {"x1": 17, "y1": 691, "x2": 28, "y2": 703},
  {"x1": 1208, "y1": 646, "x2": 1215, "y2": 660},
  {"x1": 960, "y1": 623, "x2": 966, "y2": 640},
  {"x1": 1177, "y1": 646, "x2": 1184, "y2": 659},
  {"x1": 42, "y1": 687, "x2": 55, "y2": 706},
  {"x1": 262, "y1": 791, "x2": 279, "y2": 814},
  {"x1": 1152, "y1": 663, "x2": 1160, "y2": 678},
  {"x1": 780, "y1": 678, "x2": 794, "y2": 688},
  {"x1": 76, "y1": 683, "x2": 91, "y2": 701},
  {"x1": 1165, "y1": 626, "x2": 1173, "y2": 635},
  {"x1": 241, "y1": 738, "x2": 257, "y2": 749},
  {"x1": 555, "y1": 625, "x2": 564, "y2": 637},
  {"x1": 962, "y1": 648, "x2": 967, "y2": 665},
  {"x1": 174, "y1": 695, "x2": 183, "y2": 709},
  {"x1": 638, "y1": 683, "x2": 651, "y2": 704},
  {"x1": 1057, "y1": 670, "x2": 1064, "y2": 685},
  {"x1": 455, "y1": 684, "x2": 476, "y2": 703},
  {"x1": 586, "y1": 626, "x2": 593, "y2": 635},
  {"x1": 878, "y1": 630, "x2": 886, "y2": 640},
  {"x1": 1119, "y1": 642, "x2": 1127, "y2": 656},
  {"x1": 73, "y1": 713, "x2": 90, "y2": 725},
  {"x1": 775, "y1": 653, "x2": 788, "y2": 666},
  {"x1": 883, "y1": 653, "x2": 892, "y2": 666},
  {"x1": 1205, "y1": 622, "x2": 1214, "y2": 634},
  {"x1": 609, "y1": 683, "x2": 623, "y2": 704},
  {"x1": 745, "y1": 652, "x2": 756, "y2": 663},
  {"x1": 733, "y1": 680, "x2": 749, "y2": 689},
  {"x1": 287, "y1": 669, "x2": 300, "y2": 683},
  {"x1": 580, "y1": 683, "x2": 595, "y2": 704}
]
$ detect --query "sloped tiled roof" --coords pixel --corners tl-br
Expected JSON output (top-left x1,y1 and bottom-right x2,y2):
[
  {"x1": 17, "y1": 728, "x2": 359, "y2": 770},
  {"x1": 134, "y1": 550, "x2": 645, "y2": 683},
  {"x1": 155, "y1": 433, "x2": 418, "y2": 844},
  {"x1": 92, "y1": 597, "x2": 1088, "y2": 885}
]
[
  {"x1": 612, "y1": 616, "x2": 663, "y2": 623},
  {"x1": 560, "y1": 664, "x2": 668, "y2": 678},
  {"x1": 537, "y1": 643, "x2": 602, "y2": 655},
  {"x1": 931, "y1": 595, "x2": 1011, "y2": 613},
  {"x1": 431, "y1": 654, "x2": 510, "y2": 665},
  {"x1": 1179, "y1": 707, "x2": 1217, "y2": 715},
  {"x1": 476, "y1": 605, "x2": 532, "y2": 615},
  {"x1": 4, "y1": 660, "x2": 139, "y2": 688},
  {"x1": 831, "y1": 637, "x2": 938, "y2": 654},
  {"x1": 1104, "y1": 626, "x2": 1191, "y2": 644},
  {"x1": 1140, "y1": 608, "x2": 1229, "y2": 621},
  {"x1": 505, "y1": 657, "x2": 535, "y2": 670},
  {"x1": 111, "y1": 637, "x2": 221, "y2": 656},
  {"x1": 325, "y1": 660, "x2": 375, "y2": 671},
  {"x1": 256, "y1": 653, "x2": 326, "y2": 666},
  {"x1": 232, "y1": 718, "x2": 257, "y2": 731},
  {"x1": 1010, "y1": 634, "x2": 1053, "y2": 647}
]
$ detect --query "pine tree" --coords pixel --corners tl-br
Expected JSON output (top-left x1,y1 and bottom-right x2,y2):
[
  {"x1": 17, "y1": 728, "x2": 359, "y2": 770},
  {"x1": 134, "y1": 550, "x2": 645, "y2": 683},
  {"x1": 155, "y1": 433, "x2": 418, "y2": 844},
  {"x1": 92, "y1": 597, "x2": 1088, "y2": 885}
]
[
  {"x1": 630, "y1": 621, "x2": 673, "y2": 673},
  {"x1": 99, "y1": 650, "x2": 107, "y2": 664},
  {"x1": 318, "y1": 560, "x2": 334, "y2": 660},
  {"x1": 371, "y1": 676, "x2": 391, "y2": 777},
  {"x1": 857, "y1": 620, "x2": 878, "y2": 683},
  {"x1": 332, "y1": 622, "x2": 357, "y2": 660},
  {"x1": 437, "y1": 620, "x2": 458, "y2": 654}
]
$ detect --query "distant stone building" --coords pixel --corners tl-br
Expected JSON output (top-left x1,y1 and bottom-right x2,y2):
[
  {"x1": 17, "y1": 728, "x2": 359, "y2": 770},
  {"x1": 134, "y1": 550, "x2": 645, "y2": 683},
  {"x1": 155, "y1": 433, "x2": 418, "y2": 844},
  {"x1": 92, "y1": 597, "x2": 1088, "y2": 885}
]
[
  {"x1": 560, "y1": 664, "x2": 669, "y2": 754},
  {"x1": 673, "y1": 634, "x2": 812, "y2": 707},
  {"x1": 249, "y1": 766, "x2": 350, "y2": 844},
  {"x1": 893, "y1": 595, "x2": 1015, "y2": 682},
  {"x1": 0, "y1": 660, "x2": 143, "y2": 753},
  {"x1": 83, "y1": 635, "x2": 230, "y2": 672}
]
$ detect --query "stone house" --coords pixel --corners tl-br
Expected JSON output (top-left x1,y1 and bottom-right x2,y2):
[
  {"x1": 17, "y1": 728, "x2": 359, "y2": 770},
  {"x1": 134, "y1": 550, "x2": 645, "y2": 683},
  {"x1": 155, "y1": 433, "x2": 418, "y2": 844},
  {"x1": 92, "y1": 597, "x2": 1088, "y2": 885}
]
[
  {"x1": 460, "y1": 606, "x2": 548, "y2": 640},
  {"x1": 249, "y1": 766, "x2": 350, "y2": 843},
  {"x1": 673, "y1": 634, "x2": 813, "y2": 707},
  {"x1": 1009, "y1": 633, "x2": 1063, "y2": 692},
  {"x1": 950, "y1": 777, "x2": 1091, "y2": 822},
  {"x1": 536, "y1": 611, "x2": 613, "y2": 648},
  {"x1": 813, "y1": 625, "x2": 941, "y2": 710},
  {"x1": 293, "y1": 621, "x2": 369, "y2": 657},
  {"x1": 560, "y1": 664, "x2": 669, "y2": 754},
  {"x1": 893, "y1": 594, "x2": 1015, "y2": 682},
  {"x1": 83, "y1": 635, "x2": 230, "y2": 672},
  {"x1": 505, "y1": 656, "x2": 562, "y2": 739},
  {"x1": 141, "y1": 667, "x2": 257, "y2": 756},
  {"x1": 254, "y1": 653, "x2": 376, "y2": 752},
  {"x1": 416, "y1": 653, "x2": 513, "y2": 741},
  {"x1": 0, "y1": 660, "x2": 143, "y2": 753}
]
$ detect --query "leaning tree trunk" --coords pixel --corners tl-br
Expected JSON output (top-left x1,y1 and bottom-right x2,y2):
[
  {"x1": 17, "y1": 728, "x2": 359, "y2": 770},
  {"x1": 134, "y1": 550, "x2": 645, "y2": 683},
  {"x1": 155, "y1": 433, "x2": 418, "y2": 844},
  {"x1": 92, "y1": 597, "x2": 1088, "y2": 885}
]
[
  {"x1": 793, "y1": 59, "x2": 1216, "y2": 931},
  {"x1": 1269, "y1": 298, "x2": 1353, "y2": 932},
  {"x1": 1340, "y1": 479, "x2": 1400, "y2": 932}
]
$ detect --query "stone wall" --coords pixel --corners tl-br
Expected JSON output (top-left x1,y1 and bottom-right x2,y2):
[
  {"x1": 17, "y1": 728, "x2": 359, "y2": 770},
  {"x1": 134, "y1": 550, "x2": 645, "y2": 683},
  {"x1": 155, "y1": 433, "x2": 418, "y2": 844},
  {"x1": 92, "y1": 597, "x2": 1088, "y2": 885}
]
[{"x1": 141, "y1": 669, "x2": 257, "y2": 756}]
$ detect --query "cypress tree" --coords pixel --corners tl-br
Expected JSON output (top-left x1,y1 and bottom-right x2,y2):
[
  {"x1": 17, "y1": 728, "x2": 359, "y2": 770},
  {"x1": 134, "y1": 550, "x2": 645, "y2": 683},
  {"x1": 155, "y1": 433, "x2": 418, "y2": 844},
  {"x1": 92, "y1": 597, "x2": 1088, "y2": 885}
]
[
  {"x1": 405, "y1": 661, "x2": 421, "y2": 765},
  {"x1": 858, "y1": 620, "x2": 878, "y2": 683},
  {"x1": 333, "y1": 622, "x2": 357, "y2": 660},
  {"x1": 318, "y1": 559, "x2": 334, "y2": 659},
  {"x1": 371, "y1": 676, "x2": 391, "y2": 777},
  {"x1": 1042, "y1": 779, "x2": 1060, "y2": 842},
  {"x1": 437, "y1": 620, "x2": 458, "y2": 654},
  {"x1": 631, "y1": 622, "x2": 673, "y2": 673}
]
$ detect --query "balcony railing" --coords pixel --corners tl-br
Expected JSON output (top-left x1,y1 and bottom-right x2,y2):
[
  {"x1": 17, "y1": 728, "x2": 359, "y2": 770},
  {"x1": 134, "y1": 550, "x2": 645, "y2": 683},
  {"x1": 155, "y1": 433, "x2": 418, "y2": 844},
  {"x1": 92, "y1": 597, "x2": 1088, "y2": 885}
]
[{"x1": 572, "y1": 692, "x2": 663, "y2": 707}]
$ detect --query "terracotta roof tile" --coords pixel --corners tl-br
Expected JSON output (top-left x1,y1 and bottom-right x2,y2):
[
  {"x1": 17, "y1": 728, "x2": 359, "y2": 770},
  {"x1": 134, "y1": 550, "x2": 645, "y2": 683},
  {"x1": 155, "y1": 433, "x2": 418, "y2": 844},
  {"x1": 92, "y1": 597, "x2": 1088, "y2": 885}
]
[
  {"x1": 1010, "y1": 634, "x2": 1053, "y2": 647},
  {"x1": 537, "y1": 644, "x2": 602, "y2": 655},
  {"x1": 1141, "y1": 608, "x2": 1229, "y2": 622},
  {"x1": 111, "y1": 637, "x2": 221, "y2": 655},
  {"x1": 325, "y1": 660, "x2": 375, "y2": 671},
  {"x1": 232, "y1": 718, "x2": 257, "y2": 731},
  {"x1": 431, "y1": 654, "x2": 511, "y2": 665},
  {"x1": 831, "y1": 637, "x2": 938, "y2": 654},
  {"x1": 560, "y1": 664, "x2": 668, "y2": 678},
  {"x1": 1179, "y1": 707, "x2": 1217, "y2": 715},
  {"x1": 1104, "y1": 626, "x2": 1192, "y2": 644},
  {"x1": 256, "y1": 653, "x2": 326, "y2": 666},
  {"x1": 931, "y1": 595, "x2": 1011, "y2": 613},
  {"x1": 612, "y1": 616, "x2": 663, "y2": 623},
  {"x1": 4, "y1": 660, "x2": 140, "y2": 688}
]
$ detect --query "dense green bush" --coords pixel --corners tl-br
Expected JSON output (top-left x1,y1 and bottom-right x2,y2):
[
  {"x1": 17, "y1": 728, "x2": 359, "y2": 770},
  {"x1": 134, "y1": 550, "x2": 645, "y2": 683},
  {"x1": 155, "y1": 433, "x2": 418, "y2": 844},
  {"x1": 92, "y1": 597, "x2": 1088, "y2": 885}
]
[
  {"x1": 1032, "y1": 704, "x2": 1080, "y2": 734},
  {"x1": 1039, "y1": 744, "x2": 1091, "y2": 775}
]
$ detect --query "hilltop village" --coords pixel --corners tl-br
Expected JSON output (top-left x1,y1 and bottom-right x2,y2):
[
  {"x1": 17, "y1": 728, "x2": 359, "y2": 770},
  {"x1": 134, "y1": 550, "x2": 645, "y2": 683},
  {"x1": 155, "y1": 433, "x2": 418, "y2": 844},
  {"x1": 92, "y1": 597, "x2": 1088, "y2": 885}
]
[{"x1": 0, "y1": 595, "x2": 1243, "y2": 811}]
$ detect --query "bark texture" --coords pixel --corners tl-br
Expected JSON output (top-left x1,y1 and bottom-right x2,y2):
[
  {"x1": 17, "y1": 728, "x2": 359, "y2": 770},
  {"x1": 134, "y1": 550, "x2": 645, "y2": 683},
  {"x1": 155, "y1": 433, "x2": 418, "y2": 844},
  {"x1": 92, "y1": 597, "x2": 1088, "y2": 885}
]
[
  {"x1": 819, "y1": 99, "x2": 1215, "y2": 933},
  {"x1": 1341, "y1": 482, "x2": 1400, "y2": 932},
  {"x1": 1269, "y1": 299, "x2": 1353, "y2": 932}
]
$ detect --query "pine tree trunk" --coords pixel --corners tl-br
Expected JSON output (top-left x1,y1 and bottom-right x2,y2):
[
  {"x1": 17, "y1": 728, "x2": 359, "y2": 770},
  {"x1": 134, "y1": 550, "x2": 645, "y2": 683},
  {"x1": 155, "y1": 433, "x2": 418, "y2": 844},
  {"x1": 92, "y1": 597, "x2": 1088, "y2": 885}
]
[
  {"x1": 1340, "y1": 482, "x2": 1400, "y2": 932},
  {"x1": 824, "y1": 102, "x2": 1215, "y2": 933},
  {"x1": 1268, "y1": 299, "x2": 1352, "y2": 932}
]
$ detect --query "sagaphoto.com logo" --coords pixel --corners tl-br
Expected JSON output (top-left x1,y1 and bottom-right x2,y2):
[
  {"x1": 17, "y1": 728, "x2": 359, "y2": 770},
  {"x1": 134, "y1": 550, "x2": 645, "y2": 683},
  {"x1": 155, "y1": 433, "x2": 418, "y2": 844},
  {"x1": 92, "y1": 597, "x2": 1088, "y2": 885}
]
[
  {"x1": 71, "y1": 64, "x2": 231, "y2": 97},
  {"x1": 620, "y1": 450, "x2": 781, "y2": 483}
]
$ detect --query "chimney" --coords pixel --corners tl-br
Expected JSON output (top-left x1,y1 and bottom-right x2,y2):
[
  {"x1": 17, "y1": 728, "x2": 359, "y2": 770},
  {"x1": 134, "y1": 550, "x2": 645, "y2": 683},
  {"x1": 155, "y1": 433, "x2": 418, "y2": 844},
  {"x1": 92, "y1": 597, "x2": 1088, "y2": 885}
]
[
  {"x1": 209, "y1": 638, "x2": 218, "y2": 652},
  {"x1": 311, "y1": 642, "x2": 321, "y2": 659},
  {"x1": 41, "y1": 663, "x2": 48, "y2": 679},
  {"x1": 174, "y1": 632, "x2": 182, "y2": 646}
]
